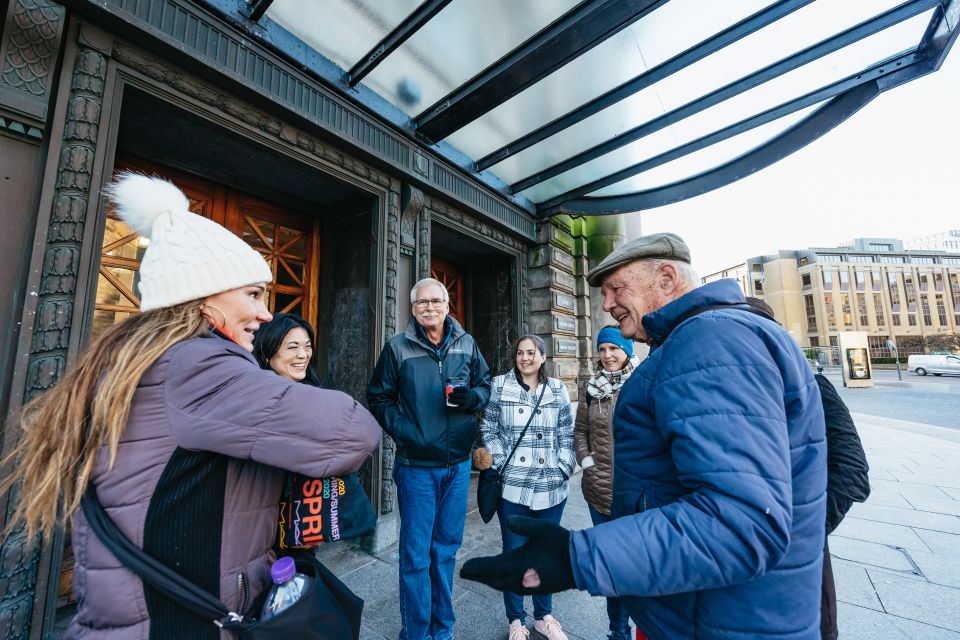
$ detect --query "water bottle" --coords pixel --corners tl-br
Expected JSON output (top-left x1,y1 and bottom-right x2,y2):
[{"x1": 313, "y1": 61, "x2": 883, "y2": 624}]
[{"x1": 260, "y1": 556, "x2": 312, "y2": 620}]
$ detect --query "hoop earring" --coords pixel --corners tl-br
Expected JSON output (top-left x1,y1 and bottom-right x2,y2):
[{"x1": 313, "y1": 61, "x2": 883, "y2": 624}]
[{"x1": 200, "y1": 303, "x2": 227, "y2": 329}]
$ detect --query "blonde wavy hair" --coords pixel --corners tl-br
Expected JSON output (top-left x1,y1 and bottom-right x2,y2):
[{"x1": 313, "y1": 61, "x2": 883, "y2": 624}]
[{"x1": 1, "y1": 300, "x2": 210, "y2": 541}]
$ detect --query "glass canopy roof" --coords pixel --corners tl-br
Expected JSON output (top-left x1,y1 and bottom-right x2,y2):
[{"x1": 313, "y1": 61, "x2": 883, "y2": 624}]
[{"x1": 258, "y1": 0, "x2": 958, "y2": 218}]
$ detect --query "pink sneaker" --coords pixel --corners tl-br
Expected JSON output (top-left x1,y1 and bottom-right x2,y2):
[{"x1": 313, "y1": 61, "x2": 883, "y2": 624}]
[
  {"x1": 533, "y1": 615, "x2": 568, "y2": 640},
  {"x1": 509, "y1": 619, "x2": 530, "y2": 640}
]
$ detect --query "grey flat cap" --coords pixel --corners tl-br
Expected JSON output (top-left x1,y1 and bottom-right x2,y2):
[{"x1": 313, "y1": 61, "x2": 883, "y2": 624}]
[{"x1": 587, "y1": 232, "x2": 690, "y2": 287}]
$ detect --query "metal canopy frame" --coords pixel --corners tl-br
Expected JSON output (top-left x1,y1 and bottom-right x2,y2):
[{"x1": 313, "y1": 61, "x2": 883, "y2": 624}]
[
  {"x1": 346, "y1": 0, "x2": 454, "y2": 87},
  {"x1": 509, "y1": 0, "x2": 939, "y2": 194},
  {"x1": 413, "y1": 0, "x2": 669, "y2": 143},
  {"x1": 239, "y1": 0, "x2": 956, "y2": 222},
  {"x1": 544, "y1": 0, "x2": 960, "y2": 218}
]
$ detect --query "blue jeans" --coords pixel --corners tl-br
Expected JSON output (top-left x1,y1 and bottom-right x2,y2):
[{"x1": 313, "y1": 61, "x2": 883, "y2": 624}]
[
  {"x1": 498, "y1": 498, "x2": 567, "y2": 623},
  {"x1": 394, "y1": 459, "x2": 471, "y2": 640},
  {"x1": 589, "y1": 505, "x2": 632, "y2": 638}
]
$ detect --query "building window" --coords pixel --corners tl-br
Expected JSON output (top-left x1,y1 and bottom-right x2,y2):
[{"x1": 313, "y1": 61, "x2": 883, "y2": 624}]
[
  {"x1": 824, "y1": 293, "x2": 836, "y2": 330},
  {"x1": 919, "y1": 273, "x2": 929, "y2": 291},
  {"x1": 820, "y1": 254, "x2": 841, "y2": 263},
  {"x1": 912, "y1": 256, "x2": 936, "y2": 264},
  {"x1": 804, "y1": 294, "x2": 817, "y2": 329},
  {"x1": 908, "y1": 313, "x2": 917, "y2": 326},
  {"x1": 868, "y1": 335, "x2": 889, "y2": 359},
  {"x1": 839, "y1": 271, "x2": 850, "y2": 290},
  {"x1": 903, "y1": 272, "x2": 917, "y2": 307},
  {"x1": 855, "y1": 271, "x2": 865, "y2": 291},
  {"x1": 934, "y1": 272, "x2": 945, "y2": 292},
  {"x1": 809, "y1": 337, "x2": 820, "y2": 347},
  {"x1": 893, "y1": 314, "x2": 901, "y2": 326},
  {"x1": 942, "y1": 257, "x2": 960, "y2": 265},
  {"x1": 878, "y1": 255, "x2": 905, "y2": 263},
  {"x1": 921, "y1": 298, "x2": 932, "y2": 326},
  {"x1": 871, "y1": 270, "x2": 881, "y2": 292},
  {"x1": 848, "y1": 255, "x2": 873, "y2": 263},
  {"x1": 754, "y1": 279, "x2": 764, "y2": 293},
  {"x1": 802, "y1": 273, "x2": 812, "y2": 287},
  {"x1": 751, "y1": 263, "x2": 763, "y2": 273},
  {"x1": 873, "y1": 293, "x2": 885, "y2": 327},
  {"x1": 857, "y1": 294, "x2": 868, "y2": 326},
  {"x1": 869, "y1": 243, "x2": 893, "y2": 252},
  {"x1": 799, "y1": 256, "x2": 810, "y2": 266},
  {"x1": 822, "y1": 270, "x2": 834, "y2": 289},
  {"x1": 936, "y1": 295, "x2": 948, "y2": 325},
  {"x1": 840, "y1": 294, "x2": 852, "y2": 327},
  {"x1": 887, "y1": 272, "x2": 900, "y2": 306}
]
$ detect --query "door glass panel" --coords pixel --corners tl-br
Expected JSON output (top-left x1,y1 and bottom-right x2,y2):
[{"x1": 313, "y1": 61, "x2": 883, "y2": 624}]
[
  {"x1": 277, "y1": 258, "x2": 305, "y2": 288},
  {"x1": 277, "y1": 226, "x2": 307, "y2": 258},
  {"x1": 243, "y1": 218, "x2": 273, "y2": 252}
]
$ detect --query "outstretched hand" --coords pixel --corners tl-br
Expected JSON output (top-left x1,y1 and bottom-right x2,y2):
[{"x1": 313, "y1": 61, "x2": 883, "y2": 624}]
[
  {"x1": 447, "y1": 386, "x2": 481, "y2": 412},
  {"x1": 460, "y1": 516, "x2": 575, "y2": 595}
]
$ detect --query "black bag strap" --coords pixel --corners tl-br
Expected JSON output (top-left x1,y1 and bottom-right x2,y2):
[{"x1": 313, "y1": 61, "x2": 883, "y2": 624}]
[
  {"x1": 501, "y1": 382, "x2": 547, "y2": 470},
  {"x1": 80, "y1": 485, "x2": 244, "y2": 629}
]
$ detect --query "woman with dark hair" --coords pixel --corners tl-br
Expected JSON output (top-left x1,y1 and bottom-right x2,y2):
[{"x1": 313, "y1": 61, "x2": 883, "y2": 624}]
[
  {"x1": 478, "y1": 335, "x2": 575, "y2": 640},
  {"x1": 253, "y1": 312, "x2": 323, "y2": 387}
]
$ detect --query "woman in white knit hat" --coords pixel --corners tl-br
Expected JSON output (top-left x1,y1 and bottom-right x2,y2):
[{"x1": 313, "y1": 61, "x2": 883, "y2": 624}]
[{"x1": 2, "y1": 174, "x2": 381, "y2": 639}]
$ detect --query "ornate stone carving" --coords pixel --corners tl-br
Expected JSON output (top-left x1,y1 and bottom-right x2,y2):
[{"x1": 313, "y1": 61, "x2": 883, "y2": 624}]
[
  {"x1": 0, "y1": 0, "x2": 64, "y2": 97},
  {"x1": 0, "y1": 40, "x2": 107, "y2": 637},
  {"x1": 418, "y1": 205, "x2": 431, "y2": 279},
  {"x1": 378, "y1": 185, "x2": 402, "y2": 514},
  {"x1": 399, "y1": 184, "x2": 424, "y2": 250},
  {"x1": 427, "y1": 196, "x2": 526, "y2": 253},
  {"x1": 111, "y1": 43, "x2": 393, "y2": 191}
]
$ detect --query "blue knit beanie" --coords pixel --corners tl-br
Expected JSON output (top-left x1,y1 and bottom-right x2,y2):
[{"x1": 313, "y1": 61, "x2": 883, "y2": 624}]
[{"x1": 596, "y1": 326, "x2": 633, "y2": 358}]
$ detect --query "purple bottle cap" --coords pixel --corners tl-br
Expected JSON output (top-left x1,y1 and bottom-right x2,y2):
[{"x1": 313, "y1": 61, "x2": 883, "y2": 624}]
[{"x1": 271, "y1": 556, "x2": 296, "y2": 584}]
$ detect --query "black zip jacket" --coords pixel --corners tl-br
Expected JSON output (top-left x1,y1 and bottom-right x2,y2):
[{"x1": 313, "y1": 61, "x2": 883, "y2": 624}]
[{"x1": 367, "y1": 317, "x2": 491, "y2": 467}]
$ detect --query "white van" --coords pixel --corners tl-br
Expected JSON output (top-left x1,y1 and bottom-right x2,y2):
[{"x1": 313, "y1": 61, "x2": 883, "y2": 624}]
[{"x1": 907, "y1": 354, "x2": 960, "y2": 376}]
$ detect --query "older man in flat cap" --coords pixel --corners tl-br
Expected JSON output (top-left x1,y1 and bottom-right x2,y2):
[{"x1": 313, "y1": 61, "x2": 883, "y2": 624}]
[{"x1": 463, "y1": 233, "x2": 827, "y2": 640}]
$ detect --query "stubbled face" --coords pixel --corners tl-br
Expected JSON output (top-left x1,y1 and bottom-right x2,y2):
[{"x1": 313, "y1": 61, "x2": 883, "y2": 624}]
[
  {"x1": 411, "y1": 283, "x2": 449, "y2": 334},
  {"x1": 515, "y1": 338, "x2": 546, "y2": 379},
  {"x1": 269, "y1": 327, "x2": 312, "y2": 382},
  {"x1": 600, "y1": 262, "x2": 671, "y2": 343},
  {"x1": 598, "y1": 343, "x2": 629, "y2": 372},
  {"x1": 203, "y1": 284, "x2": 272, "y2": 351}
]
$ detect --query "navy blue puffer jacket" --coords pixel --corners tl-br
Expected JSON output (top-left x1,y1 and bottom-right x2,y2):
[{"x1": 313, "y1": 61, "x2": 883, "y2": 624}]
[{"x1": 570, "y1": 279, "x2": 826, "y2": 639}]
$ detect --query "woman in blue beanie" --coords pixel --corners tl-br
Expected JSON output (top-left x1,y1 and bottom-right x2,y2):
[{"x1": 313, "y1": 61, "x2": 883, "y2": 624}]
[{"x1": 573, "y1": 325, "x2": 641, "y2": 640}]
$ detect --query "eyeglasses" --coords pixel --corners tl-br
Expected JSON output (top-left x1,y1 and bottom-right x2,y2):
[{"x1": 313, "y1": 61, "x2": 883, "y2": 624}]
[{"x1": 414, "y1": 298, "x2": 447, "y2": 308}]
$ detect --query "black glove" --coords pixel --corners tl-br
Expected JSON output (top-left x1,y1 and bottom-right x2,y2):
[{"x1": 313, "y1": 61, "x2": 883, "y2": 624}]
[
  {"x1": 460, "y1": 516, "x2": 574, "y2": 595},
  {"x1": 447, "y1": 386, "x2": 481, "y2": 412}
]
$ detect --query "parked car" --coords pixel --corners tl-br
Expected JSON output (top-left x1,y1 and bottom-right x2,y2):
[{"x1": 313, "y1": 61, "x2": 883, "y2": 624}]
[{"x1": 907, "y1": 354, "x2": 960, "y2": 376}]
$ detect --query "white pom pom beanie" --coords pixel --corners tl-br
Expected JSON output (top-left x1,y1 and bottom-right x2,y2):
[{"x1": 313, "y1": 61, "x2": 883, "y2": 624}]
[{"x1": 108, "y1": 173, "x2": 273, "y2": 311}]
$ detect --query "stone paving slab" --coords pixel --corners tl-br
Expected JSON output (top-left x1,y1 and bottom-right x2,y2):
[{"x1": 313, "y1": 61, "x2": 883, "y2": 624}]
[
  {"x1": 846, "y1": 502, "x2": 960, "y2": 534},
  {"x1": 831, "y1": 517, "x2": 932, "y2": 552},
  {"x1": 837, "y1": 602, "x2": 960, "y2": 640},
  {"x1": 870, "y1": 570, "x2": 960, "y2": 631}
]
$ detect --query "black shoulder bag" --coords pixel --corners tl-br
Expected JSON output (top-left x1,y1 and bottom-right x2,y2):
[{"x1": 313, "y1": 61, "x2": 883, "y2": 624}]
[
  {"x1": 476, "y1": 382, "x2": 547, "y2": 524},
  {"x1": 80, "y1": 485, "x2": 362, "y2": 640}
]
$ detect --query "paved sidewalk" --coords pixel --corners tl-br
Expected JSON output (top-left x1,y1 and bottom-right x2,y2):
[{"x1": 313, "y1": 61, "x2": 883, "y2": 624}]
[{"x1": 319, "y1": 413, "x2": 960, "y2": 639}]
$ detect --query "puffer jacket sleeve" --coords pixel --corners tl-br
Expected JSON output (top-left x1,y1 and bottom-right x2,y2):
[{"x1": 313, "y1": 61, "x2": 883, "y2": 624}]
[
  {"x1": 573, "y1": 384, "x2": 591, "y2": 465},
  {"x1": 366, "y1": 342, "x2": 415, "y2": 445},
  {"x1": 468, "y1": 339, "x2": 492, "y2": 411},
  {"x1": 555, "y1": 381, "x2": 576, "y2": 478},
  {"x1": 164, "y1": 339, "x2": 381, "y2": 478},
  {"x1": 479, "y1": 377, "x2": 509, "y2": 470},
  {"x1": 816, "y1": 374, "x2": 870, "y2": 534},
  {"x1": 571, "y1": 319, "x2": 799, "y2": 597}
]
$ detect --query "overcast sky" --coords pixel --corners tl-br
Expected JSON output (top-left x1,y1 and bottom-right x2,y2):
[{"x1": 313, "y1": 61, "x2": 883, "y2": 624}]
[{"x1": 636, "y1": 48, "x2": 959, "y2": 277}]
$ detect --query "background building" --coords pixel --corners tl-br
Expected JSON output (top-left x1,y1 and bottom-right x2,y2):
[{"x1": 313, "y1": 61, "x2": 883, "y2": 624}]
[{"x1": 704, "y1": 235, "x2": 960, "y2": 359}]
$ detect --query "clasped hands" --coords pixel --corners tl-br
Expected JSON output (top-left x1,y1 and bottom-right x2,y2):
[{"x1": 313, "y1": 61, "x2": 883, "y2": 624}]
[{"x1": 460, "y1": 516, "x2": 576, "y2": 595}]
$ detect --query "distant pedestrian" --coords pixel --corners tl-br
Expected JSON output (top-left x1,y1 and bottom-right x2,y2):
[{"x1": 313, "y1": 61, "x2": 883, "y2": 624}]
[
  {"x1": 574, "y1": 325, "x2": 640, "y2": 640},
  {"x1": 477, "y1": 335, "x2": 575, "y2": 640},
  {"x1": 367, "y1": 278, "x2": 491, "y2": 640}
]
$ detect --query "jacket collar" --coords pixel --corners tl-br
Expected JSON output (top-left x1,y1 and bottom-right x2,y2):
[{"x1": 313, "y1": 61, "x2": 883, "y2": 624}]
[
  {"x1": 642, "y1": 279, "x2": 747, "y2": 349},
  {"x1": 206, "y1": 330, "x2": 258, "y2": 364},
  {"x1": 404, "y1": 316, "x2": 465, "y2": 354}
]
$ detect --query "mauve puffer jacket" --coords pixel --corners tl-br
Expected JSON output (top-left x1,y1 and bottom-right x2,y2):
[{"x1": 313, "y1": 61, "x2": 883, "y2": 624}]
[
  {"x1": 573, "y1": 384, "x2": 619, "y2": 515},
  {"x1": 65, "y1": 333, "x2": 381, "y2": 640}
]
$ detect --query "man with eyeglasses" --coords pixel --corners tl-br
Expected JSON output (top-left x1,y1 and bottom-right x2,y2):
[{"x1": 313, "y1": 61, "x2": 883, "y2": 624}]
[{"x1": 368, "y1": 277, "x2": 491, "y2": 640}]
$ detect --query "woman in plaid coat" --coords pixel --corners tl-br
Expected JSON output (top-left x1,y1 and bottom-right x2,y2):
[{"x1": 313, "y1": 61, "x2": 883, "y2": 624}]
[{"x1": 479, "y1": 335, "x2": 575, "y2": 640}]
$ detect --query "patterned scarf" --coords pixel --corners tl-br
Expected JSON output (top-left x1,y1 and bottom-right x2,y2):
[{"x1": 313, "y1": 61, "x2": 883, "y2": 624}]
[{"x1": 586, "y1": 355, "x2": 641, "y2": 400}]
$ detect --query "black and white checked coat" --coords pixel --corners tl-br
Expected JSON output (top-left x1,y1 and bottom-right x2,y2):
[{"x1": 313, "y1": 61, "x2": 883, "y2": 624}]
[{"x1": 479, "y1": 372, "x2": 575, "y2": 510}]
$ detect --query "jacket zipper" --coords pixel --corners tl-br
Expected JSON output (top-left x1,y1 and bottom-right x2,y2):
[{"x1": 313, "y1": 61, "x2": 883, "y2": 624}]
[{"x1": 236, "y1": 571, "x2": 249, "y2": 615}]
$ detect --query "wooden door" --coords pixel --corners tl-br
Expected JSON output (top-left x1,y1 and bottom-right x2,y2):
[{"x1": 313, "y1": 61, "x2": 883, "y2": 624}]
[
  {"x1": 431, "y1": 256, "x2": 466, "y2": 326},
  {"x1": 92, "y1": 156, "x2": 320, "y2": 337}
]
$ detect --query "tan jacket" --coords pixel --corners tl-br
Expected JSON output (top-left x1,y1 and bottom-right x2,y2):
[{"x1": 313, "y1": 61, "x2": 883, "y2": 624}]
[{"x1": 573, "y1": 383, "x2": 619, "y2": 515}]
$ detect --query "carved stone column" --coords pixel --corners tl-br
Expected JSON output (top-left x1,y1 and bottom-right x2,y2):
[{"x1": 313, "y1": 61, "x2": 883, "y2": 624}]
[{"x1": 0, "y1": 22, "x2": 107, "y2": 638}]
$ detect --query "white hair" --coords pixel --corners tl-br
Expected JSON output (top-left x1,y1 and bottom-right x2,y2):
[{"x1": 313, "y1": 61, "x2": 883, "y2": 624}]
[
  {"x1": 410, "y1": 277, "x2": 449, "y2": 304},
  {"x1": 641, "y1": 259, "x2": 700, "y2": 289}
]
